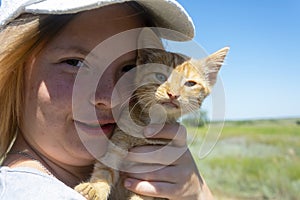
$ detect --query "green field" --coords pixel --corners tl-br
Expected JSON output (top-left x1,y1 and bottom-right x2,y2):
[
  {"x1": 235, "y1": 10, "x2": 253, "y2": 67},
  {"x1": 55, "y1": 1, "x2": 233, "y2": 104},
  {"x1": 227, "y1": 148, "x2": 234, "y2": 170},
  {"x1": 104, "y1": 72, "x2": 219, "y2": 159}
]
[{"x1": 188, "y1": 118, "x2": 300, "y2": 200}]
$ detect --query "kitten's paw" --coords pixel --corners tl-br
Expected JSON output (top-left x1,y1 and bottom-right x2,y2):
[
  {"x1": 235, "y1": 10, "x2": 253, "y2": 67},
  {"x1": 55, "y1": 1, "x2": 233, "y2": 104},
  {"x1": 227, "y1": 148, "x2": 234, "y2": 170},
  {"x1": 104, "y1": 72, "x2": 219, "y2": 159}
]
[
  {"x1": 75, "y1": 182, "x2": 110, "y2": 200},
  {"x1": 75, "y1": 183, "x2": 97, "y2": 200}
]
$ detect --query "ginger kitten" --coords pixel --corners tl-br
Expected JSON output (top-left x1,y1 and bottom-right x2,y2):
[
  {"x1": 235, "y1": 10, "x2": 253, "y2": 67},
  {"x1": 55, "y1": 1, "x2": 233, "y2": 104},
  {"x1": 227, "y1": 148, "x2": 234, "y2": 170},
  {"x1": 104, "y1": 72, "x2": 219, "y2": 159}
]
[{"x1": 75, "y1": 28, "x2": 229, "y2": 200}]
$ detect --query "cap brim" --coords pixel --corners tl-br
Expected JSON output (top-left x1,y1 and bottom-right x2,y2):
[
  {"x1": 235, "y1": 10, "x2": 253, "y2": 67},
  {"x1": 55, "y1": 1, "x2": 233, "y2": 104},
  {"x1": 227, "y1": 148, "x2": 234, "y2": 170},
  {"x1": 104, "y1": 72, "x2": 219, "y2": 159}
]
[{"x1": 24, "y1": 0, "x2": 194, "y2": 40}]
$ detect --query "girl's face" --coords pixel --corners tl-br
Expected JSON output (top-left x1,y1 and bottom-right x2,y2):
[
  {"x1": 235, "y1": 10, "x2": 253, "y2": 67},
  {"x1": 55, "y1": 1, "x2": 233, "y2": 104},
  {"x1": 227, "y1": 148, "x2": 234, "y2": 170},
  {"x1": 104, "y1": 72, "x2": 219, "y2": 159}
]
[{"x1": 22, "y1": 4, "x2": 145, "y2": 166}]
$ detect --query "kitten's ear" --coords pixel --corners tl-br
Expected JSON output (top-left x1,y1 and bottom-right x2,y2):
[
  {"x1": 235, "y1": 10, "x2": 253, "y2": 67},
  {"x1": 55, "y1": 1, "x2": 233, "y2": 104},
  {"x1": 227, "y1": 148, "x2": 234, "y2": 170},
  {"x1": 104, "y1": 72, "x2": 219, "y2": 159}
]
[
  {"x1": 138, "y1": 28, "x2": 164, "y2": 50},
  {"x1": 137, "y1": 28, "x2": 164, "y2": 64},
  {"x1": 205, "y1": 47, "x2": 230, "y2": 87}
]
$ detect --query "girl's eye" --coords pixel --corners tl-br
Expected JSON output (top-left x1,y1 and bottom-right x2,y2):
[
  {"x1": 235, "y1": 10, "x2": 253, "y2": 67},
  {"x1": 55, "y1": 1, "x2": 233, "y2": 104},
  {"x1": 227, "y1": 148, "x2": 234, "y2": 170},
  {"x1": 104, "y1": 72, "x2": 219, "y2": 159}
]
[
  {"x1": 122, "y1": 64, "x2": 136, "y2": 73},
  {"x1": 64, "y1": 59, "x2": 84, "y2": 68},
  {"x1": 155, "y1": 73, "x2": 167, "y2": 82},
  {"x1": 184, "y1": 80, "x2": 197, "y2": 87}
]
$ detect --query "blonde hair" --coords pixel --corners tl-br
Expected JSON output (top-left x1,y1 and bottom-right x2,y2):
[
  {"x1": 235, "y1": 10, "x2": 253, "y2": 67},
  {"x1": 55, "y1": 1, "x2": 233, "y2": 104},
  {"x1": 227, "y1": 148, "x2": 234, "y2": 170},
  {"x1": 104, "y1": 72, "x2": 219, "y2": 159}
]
[{"x1": 0, "y1": 14, "x2": 75, "y2": 160}]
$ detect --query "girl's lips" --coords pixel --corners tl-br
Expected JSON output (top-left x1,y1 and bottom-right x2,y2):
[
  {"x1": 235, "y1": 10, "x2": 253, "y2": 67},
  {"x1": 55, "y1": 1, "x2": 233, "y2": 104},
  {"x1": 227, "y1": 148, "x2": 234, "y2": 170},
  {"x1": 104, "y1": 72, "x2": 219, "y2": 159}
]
[
  {"x1": 100, "y1": 123, "x2": 116, "y2": 135},
  {"x1": 74, "y1": 120, "x2": 115, "y2": 136}
]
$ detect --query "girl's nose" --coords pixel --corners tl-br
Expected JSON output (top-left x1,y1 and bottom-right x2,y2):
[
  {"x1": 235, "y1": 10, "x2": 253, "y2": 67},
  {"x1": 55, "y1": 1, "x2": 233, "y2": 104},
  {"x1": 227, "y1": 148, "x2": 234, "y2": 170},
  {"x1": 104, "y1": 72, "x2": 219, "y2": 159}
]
[{"x1": 92, "y1": 68, "x2": 122, "y2": 109}]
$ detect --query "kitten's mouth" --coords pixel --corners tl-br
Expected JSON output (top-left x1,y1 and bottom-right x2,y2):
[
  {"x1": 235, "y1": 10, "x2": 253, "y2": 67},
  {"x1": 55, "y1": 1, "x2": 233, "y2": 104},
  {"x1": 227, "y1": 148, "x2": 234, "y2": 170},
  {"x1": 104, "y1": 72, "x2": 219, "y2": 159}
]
[{"x1": 161, "y1": 101, "x2": 180, "y2": 109}]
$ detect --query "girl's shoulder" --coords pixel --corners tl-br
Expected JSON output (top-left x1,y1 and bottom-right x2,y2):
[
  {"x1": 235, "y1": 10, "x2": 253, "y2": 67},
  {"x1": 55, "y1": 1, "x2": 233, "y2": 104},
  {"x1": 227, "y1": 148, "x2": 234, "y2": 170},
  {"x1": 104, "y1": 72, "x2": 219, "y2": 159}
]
[{"x1": 0, "y1": 166, "x2": 85, "y2": 200}]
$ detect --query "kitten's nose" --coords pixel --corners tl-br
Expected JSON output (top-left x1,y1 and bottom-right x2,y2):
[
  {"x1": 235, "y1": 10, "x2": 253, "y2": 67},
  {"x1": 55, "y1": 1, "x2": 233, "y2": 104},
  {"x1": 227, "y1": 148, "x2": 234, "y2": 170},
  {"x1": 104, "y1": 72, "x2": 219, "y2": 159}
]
[{"x1": 167, "y1": 92, "x2": 180, "y2": 100}]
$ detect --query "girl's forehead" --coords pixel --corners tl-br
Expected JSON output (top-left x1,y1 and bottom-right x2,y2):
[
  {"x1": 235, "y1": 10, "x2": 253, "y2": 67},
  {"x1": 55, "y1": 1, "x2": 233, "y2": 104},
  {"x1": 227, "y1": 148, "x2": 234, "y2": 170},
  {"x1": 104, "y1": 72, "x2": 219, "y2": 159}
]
[{"x1": 42, "y1": 6, "x2": 146, "y2": 57}]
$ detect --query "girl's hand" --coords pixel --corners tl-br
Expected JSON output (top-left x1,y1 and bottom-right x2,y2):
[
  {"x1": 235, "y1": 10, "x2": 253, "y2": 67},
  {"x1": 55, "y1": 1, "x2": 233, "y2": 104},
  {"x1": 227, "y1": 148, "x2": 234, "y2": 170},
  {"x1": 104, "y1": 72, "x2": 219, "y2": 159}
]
[{"x1": 123, "y1": 123, "x2": 213, "y2": 200}]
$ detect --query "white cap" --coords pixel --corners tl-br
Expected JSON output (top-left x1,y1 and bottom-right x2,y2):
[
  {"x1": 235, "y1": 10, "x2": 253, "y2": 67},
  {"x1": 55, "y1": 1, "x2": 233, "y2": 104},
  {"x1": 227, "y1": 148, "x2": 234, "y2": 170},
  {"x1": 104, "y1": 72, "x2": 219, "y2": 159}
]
[{"x1": 0, "y1": 0, "x2": 195, "y2": 39}]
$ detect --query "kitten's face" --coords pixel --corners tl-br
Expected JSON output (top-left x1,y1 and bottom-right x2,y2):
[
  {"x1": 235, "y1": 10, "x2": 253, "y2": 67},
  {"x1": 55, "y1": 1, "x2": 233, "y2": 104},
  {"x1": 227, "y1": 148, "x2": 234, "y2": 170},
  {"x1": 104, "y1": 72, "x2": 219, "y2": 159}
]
[
  {"x1": 134, "y1": 28, "x2": 229, "y2": 119},
  {"x1": 135, "y1": 46, "x2": 229, "y2": 118},
  {"x1": 155, "y1": 59, "x2": 210, "y2": 117},
  {"x1": 135, "y1": 49, "x2": 208, "y2": 118}
]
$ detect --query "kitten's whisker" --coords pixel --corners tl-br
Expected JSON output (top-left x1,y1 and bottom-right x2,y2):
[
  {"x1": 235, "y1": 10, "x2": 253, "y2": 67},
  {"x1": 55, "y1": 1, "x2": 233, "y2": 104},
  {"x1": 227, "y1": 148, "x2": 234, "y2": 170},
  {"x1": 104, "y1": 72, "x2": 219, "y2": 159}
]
[
  {"x1": 136, "y1": 93, "x2": 156, "y2": 103},
  {"x1": 138, "y1": 102, "x2": 154, "y2": 118},
  {"x1": 186, "y1": 106, "x2": 196, "y2": 114},
  {"x1": 187, "y1": 106, "x2": 200, "y2": 116},
  {"x1": 118, "y1": 97, "x2": 135, "y2": 110},
  {"x1": 129, "y1": 101, "x2": 141, "y2": 114},
  {"x1": 128, "y1": 96, "x2": 154, "y2": 117},
  {"x1": 119, "y1": 91, "x2": 153, "y2": 109},
  {"x1": 188, "y1": 100, "x2": 201, "y2": 107}
]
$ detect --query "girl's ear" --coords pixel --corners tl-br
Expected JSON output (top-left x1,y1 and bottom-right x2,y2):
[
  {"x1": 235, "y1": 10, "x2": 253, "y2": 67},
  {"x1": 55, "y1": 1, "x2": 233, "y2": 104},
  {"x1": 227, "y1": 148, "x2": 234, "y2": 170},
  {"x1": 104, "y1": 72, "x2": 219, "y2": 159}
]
[{"x1": 204, "y1": 47, "x2": 230, "y2": 87}]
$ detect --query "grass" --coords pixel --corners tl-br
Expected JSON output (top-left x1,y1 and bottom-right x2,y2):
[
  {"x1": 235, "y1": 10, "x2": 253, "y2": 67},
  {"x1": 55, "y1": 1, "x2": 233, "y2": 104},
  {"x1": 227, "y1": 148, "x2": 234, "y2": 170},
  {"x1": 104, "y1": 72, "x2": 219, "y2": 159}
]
[{"x1": 187, "y1": 118, "x2": 300, "y2": 200}]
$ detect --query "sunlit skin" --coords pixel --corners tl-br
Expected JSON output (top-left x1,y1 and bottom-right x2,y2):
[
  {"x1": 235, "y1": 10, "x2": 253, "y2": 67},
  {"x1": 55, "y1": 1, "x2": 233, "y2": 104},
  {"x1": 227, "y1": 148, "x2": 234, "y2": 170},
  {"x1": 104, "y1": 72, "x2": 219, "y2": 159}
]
[{"x1": 4, "y1": 3, "x2": 213, "y2": 199}]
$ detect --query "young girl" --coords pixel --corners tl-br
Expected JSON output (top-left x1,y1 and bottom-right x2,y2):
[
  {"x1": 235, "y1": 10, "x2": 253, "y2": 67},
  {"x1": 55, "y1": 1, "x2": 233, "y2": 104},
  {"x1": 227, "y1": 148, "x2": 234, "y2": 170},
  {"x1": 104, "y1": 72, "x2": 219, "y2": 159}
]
[{"x1": 0, "y1": 1, "x2": 213, "y2": 199}]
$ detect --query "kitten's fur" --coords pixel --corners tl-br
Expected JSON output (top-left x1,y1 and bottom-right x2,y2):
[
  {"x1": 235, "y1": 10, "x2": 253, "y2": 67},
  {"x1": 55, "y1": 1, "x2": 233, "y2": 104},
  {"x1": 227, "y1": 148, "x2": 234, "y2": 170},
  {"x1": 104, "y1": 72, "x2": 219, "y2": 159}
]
[{"x1": 75, "y1": 28, "x2": 229, "y2": 200}]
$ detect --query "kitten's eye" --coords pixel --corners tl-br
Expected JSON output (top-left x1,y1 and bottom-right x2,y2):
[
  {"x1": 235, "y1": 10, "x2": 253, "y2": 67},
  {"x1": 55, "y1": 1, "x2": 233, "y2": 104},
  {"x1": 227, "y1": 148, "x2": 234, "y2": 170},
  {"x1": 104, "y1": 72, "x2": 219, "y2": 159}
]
[
  {"x1": 184, "y1": 81, "x2": 197, "y2": 87},
  {"x1": 155, "y1": 73, "x2": 167, "y2": 82},
  {"x1": 122, "y1": 64, "x2": 136, "y2": 73},
  {"x1": 64, "y1": 59, "x2": 84, "y2": 68}
]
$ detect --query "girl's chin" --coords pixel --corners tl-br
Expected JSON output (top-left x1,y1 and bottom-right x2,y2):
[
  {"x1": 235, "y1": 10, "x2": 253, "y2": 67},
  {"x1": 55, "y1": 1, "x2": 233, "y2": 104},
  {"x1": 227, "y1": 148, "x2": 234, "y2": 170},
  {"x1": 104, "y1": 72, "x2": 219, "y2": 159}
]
[{"x1": 71, "y1": 135, "x2": 110, "y2": 160}]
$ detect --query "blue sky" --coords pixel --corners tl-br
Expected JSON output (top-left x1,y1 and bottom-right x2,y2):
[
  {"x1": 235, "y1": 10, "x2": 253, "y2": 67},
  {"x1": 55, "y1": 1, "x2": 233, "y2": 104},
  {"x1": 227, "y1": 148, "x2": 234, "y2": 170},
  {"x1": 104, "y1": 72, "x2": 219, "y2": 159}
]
[
  {"x1": 1, "y1": 0, "x2": 299, "y2": 120},
  {"x1": 177, "y1": 0, "x2": 300, "y2": 120}
]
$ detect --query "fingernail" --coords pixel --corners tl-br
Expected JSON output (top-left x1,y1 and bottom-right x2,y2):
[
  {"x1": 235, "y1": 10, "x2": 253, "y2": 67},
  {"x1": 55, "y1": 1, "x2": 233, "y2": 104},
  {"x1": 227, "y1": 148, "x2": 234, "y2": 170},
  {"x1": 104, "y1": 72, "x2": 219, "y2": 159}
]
[
  {"x1": 144, "y1": 127, "x2": 155, "y2": 137},
  {"x1": 124, "y1": 179, "x2": 132, "y2": 188}
]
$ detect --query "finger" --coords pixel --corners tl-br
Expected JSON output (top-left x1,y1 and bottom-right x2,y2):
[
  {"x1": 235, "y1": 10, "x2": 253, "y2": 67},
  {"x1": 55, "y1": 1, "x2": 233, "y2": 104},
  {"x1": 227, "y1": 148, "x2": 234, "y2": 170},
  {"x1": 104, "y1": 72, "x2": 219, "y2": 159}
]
[
  {"x1": 123, "y1": 163, "x2": 167, "y2": 174},
  {"x1": 144, "y1": 123, "x2": 187, "y2": 147},
  {"x1": 126, "y1": 145, "x2": 188, "y2": 165},
  {"x1": 124, "y1": 178, "x2": 178, "y2": 199},
  {"x1": 125, "y1": 164, "x2": 178, "y2": 183}
]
